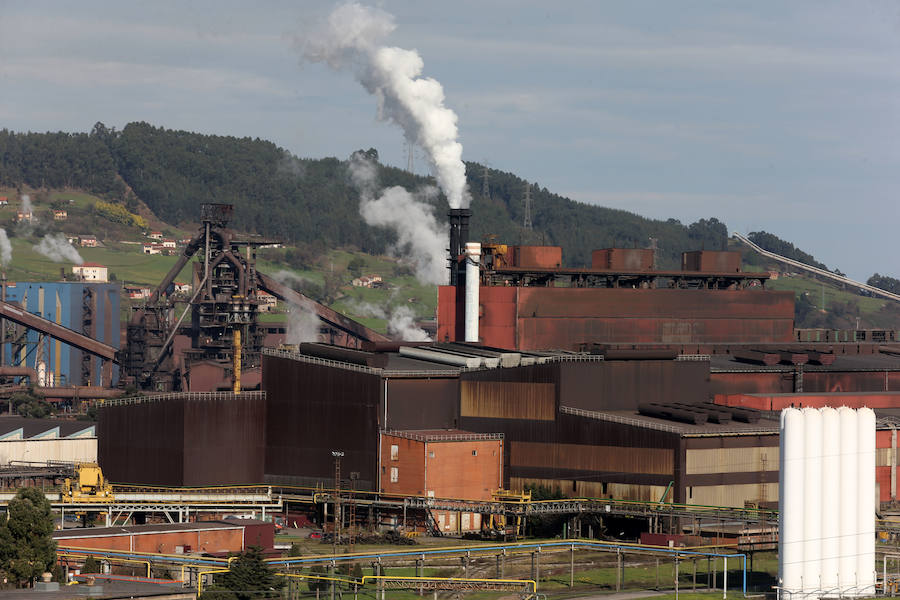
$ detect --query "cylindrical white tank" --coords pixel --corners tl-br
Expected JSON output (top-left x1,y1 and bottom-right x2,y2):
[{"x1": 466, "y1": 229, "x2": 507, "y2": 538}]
[
  {"x1": 779, "y1": 407, "x2": 805, "y2": 597},
  {"x1": 856, "y1": 407, "x2": 876, "y2": 595},
  {"x1": 838, "y1": 406, "x2": 859, "y2": 595},
  {"x1": 464, "y1": 242, "x2": 481, "y2": 343},
  {"x1": 802, "y1": 407, "x2": 823, "y2": 594},
  {"x1": 820, "y1": 407, "x2": 841, "y2": 595}
]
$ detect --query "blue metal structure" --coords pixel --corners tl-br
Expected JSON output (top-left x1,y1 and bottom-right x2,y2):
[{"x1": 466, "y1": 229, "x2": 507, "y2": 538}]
[{"x1": 4, "y1": 282, "x2": 120, "y2": 386}]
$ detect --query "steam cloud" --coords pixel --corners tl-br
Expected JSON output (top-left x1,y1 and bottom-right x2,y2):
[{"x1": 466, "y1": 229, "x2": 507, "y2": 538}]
[
  {"x1": 271, "y1": 270, "x2": 322, "y2": 344},
  {"x1": 285, "y1": 298, "x2": 322, "y2": 345},
  {"x1": 20, "y1": 194, "x2": 32, "y2": 215},
  {"x1": 350, "y1": 154, "x2": 447, "y2": 285},
  {"x1": 33, "y1": 233, "x2": 83, "y2": 264},
  {"x1": 0, "y1": 229, "x2": 11, "y2": 266},
  {"x1": 301, "y1": 2, "x2": 470, "y2": 209},
  {"x1": 349, "y1": 300, "x2": 431, "y2": 341}
]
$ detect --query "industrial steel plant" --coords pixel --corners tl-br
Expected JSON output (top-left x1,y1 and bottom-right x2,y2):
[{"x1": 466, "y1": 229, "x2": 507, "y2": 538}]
[{"x1": 0, "y1": 201, "x2": 899, "y2": 598}]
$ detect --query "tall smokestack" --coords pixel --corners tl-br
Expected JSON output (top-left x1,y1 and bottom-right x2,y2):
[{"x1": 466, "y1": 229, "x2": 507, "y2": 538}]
[
  {"x1": 464, "y1": 242, "x2": 481, "y2": 343},
  {"x1": 448, "y1": 208, "x2": 471, "y2": 286}
]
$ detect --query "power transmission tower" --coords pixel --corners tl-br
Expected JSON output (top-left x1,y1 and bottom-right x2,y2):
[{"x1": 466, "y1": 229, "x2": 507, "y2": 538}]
[
  {"x1": 523, "y1": 184, "x2": 533, "y2": 230},
  {"x1": 482, "y1": 164, "x2": 490, "y2": 198}
]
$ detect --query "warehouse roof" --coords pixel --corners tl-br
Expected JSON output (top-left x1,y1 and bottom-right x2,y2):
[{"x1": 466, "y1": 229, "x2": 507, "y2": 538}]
[
  {"x1": 560, "y1": 405, "x2": 780, "y2": 436},
  {"x1": 0, "y1": 417, "x2": 95, "y2": 440},
  {"x1": 54, "y1": 520, "x2": 256, "y2": 540},
  {"x1": 709, "y1": 352, "x2": 900, "y2": 372}
]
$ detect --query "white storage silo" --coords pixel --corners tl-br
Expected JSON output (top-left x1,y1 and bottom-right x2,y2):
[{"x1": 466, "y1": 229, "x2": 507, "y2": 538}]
[
  {"x1": 820, "y1": 407, "x2": 841, "y2": 595},
  {"x1": 779, "y1": 407, "x2": 806, "y2": 596},
  {"x1": 838, "y1": 406, "x2": 858, "y2": 594},
  {"x1": 856, "y1": 407, "x2": 876, "y2": 595},
  {"x1": 802, "y1": 407, "x2": 823, "y2": 593}
]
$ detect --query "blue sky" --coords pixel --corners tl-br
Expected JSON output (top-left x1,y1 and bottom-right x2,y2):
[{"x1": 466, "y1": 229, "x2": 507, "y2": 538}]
[{"x1": 0, "y1": 1, "x2": 898, "y2": 281}]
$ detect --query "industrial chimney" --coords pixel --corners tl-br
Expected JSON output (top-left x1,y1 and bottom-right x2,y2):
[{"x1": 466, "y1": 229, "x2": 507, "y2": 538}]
[{"x1": 447, "y1": 208, "x2": 471, "y2": 286}]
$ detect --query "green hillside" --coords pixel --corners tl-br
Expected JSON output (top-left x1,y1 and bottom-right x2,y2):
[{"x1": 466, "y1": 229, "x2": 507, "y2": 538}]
[{"x1": 0, "y1": 123, "x2": 897, "y2": 333}]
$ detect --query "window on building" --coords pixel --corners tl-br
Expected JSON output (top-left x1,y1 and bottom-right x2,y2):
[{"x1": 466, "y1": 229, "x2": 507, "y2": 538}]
[
  {"x1": 472, "y1": 450, "x2": 477, "y2": 456},
  {"x1": 601, "y1": 482, "x2": 608, "y2": 495},
  {"x1": 428, "y1": 451, "x2": 435, "y2": 458},
  {"x1": 390, "y1": 467, "x2": 398, "y2": 483},
  {"x1": 390, "y1": 444, "x2": 399, "y2": 461}
]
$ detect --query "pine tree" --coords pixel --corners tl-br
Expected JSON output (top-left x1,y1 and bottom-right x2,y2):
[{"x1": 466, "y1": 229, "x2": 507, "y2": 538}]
[
  {"x1": 0, "y1": 487, "x2": 57, "y2": 587},
  {"x1": 200, "y1": 546, "x2": 281, "y2": 600}
]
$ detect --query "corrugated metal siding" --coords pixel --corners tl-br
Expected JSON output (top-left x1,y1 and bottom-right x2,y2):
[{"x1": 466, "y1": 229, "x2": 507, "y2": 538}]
[
  {"x1": 0, "y1": 439, "x2": 96, "y2": 464},
  {"x1": 182, "y1": 394, "x2": 266, "y2": 485},
  {"x1": 98, "y1": 393, "x2": 265, "y2": 486},
  {"x1": 460, "y1": 381, "x2": 555, "y2": 420},
  {"x1": 511, "y1": 441, "x2": 673, "y2": 475},
  {"x1": 559, "y1": 360, "x2": 708, "y2": 411},
  {"x1": 263, "y1": 355, "x2": 380, "y2": 490},
  {"x1": 386, "y1": 378, "x2": 459, "y2": 430},
  {"x1": 685, "y1": 447, "x2": 778, "y2": 475},
  {"x1": 509, "y1": 476, "x2": 667, "y2": 502},
  {"x1": 98, "y1": 398, "x2": 185, "y2": 486},
  {"x1": 688, "y1": 483, "x2": 778, "y2": 507}
]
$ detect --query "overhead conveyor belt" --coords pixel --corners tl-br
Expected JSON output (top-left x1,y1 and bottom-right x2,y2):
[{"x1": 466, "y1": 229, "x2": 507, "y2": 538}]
[{"x1": 0, "y1": 301, "x2": 118, "y2": 361}]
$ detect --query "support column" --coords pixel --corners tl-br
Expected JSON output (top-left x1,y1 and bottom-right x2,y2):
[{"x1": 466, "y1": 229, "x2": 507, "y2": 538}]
[
  {"x1": 616, "y1": 549, "x2": 622, "y2": 592},
  {"x1": 570, "y1": 543, "x2": 575, "y2": 588},
  {"x1": 329, "y1": 560, "x2": 335, "y2": 600}
]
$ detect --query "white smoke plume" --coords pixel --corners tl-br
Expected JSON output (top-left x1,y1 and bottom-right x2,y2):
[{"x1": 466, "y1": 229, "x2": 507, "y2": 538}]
[
  {"x1": 20, "y1": 194, "x2": 32, "y2": 215},
  {"x1": 301, "y1": 2, "x2": 471, "y2": 209},
  {"x1": 348, "y1": 300, "x2": 431, "y2": 341},
  {"x1": 33, "y1": 233, "x2": 83, "y2": 264},
  {"x1": 387, "y1": 305, "x2": 431, "y2": 341},
  {"x1": 285, "y1": 298, "x2": 322, "y2": 344},
  {"x1": 349, "y1": 154, "x2": 447, "y2": 285},
  {"x1": 0, "y1": 229, "x2": 12, "y2": 266},
  {"x1": 270, "y1": 270, "x2": 322, "y2": 344}
]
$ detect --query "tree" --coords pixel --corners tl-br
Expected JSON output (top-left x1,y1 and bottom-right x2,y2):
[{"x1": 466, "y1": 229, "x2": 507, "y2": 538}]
[
  {"x1": 200, "y1": 547, "x2": 281, "y2": 600},
  {"x1": 82, "y1": 556, "x2": 101, "y2": 574},
  {"x1": 0, "y1": 487, "x2": 57, "y2": 586}
]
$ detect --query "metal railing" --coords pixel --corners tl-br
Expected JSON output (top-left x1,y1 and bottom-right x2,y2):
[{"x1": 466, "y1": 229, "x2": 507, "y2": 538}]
[
  {"x1": 560, "y1": 405, "x2": 683, "y2": 433},
  {"x1": 383, "y1": 429, "x2": 504, "y2": 442},
  {"x1": 102, "y1": 391, "x2": 265, "y2": 407}
]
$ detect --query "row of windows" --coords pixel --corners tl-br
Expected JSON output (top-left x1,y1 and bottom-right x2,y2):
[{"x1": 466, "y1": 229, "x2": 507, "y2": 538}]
[{"x1": 389, "y1": 443, "x2": 477, "y2": 461}]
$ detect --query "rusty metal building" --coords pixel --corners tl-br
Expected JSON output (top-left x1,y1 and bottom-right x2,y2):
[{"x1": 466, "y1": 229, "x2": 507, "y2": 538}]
[{"x1": 97, "y1": 391, "x2": 266, "y2": 486}]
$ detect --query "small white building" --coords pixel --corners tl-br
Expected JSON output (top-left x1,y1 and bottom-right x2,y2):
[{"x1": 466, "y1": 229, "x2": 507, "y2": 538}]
[
  {"x1": 162, "y1": 239, "x2": 177, "y2": 249},
  {"x1": 78, "y1": 235, "x2": 99, "y2": 247},
  {"x1": 257, "y1": 290, "x2": 277, "y2": 312},
  {"x1": 149, "y1": 231, "x2": 163, "y2": 240},
  {"x1": 173, "y1": 282, "x2": 192, "y2": 294},
  {"x1": 72, "y1": 262, "x2": 108, "y2": 283},
  {"x1": 351, "y1": 274, "x2": 383, "y2": 288}
]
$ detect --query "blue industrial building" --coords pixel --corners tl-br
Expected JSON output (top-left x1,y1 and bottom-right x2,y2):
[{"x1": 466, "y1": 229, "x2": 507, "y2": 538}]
[{"x1": 3, "y1": 282, "x2": 120, "y2": 386}]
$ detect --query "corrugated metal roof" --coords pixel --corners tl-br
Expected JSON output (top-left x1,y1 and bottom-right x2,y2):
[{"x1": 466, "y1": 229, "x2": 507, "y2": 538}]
[
  {"x1": 0, "y1": 417, "x2": 95, "y2": 439},
  {"x1": 709, "y1": 353, "x2": 900, "y2": 372},
  {"x1": 560, "y1": 406, "x2": 780, "y2": 436},
  {"x1": 53, "y1": 520, "x2": 252, "y2": 539}
]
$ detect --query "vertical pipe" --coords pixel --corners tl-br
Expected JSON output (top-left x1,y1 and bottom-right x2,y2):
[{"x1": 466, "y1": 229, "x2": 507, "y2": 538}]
[
  {"x1": 723, "y1": 557, "x2": 727, "y2": 599},
  {"x1": 232, "y1": 329, "x2": 241, "y2": 393},
  {"x1": 857, "y1": 407, "x2": 876, "y2": 596},
  {"x1": 464, "y1": 243, "x2": 481, "y2": 343}
]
